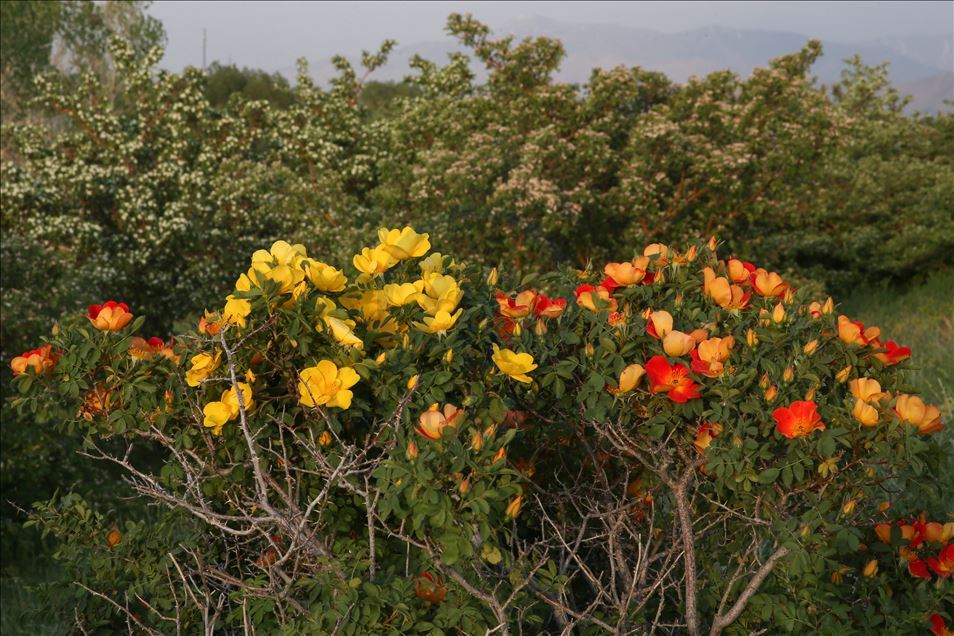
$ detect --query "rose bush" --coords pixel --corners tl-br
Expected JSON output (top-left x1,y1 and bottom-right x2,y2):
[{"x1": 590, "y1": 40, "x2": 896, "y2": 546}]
[{"x1": 11, "y1": 227, "x2": 950, "y2": 633}]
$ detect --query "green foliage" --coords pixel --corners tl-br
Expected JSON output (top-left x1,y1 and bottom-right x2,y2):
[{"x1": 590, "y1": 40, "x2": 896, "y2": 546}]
[
  {"x1": 0, "y1": 0, "x2": 61, "y2": 90},
  {"x1": 1, "y1": 0, "x2": 165, "y2": 97},
  {"x1": 8, "y1": 232, "x2": 951, "y2": 633},
  {"x1": 203, "y1": 62, "x2": 296, "y2": 109},
  {"x1": 359, "y1": 80, "x2": 423, "y2": 120}
]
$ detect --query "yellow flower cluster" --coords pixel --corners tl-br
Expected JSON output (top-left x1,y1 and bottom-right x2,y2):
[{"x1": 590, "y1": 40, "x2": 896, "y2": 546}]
[{"x1": 203, "y1": 382, "x2": 254, "y2": 436}]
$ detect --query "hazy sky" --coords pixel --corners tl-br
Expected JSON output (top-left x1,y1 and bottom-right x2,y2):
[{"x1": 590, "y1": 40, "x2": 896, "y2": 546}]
[{"x1": 149, "y1": 1, "x2": 954, "y2": 72}]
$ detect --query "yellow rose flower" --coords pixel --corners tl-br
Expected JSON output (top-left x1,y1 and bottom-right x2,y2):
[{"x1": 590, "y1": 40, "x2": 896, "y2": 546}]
[
  {"x1": 414, "y1": 309, "x2": 463, "y2": 335},
  {"x1": 417, "y1": 273, "x2": 463, "y2": 316},
  {"x1": 492, "y1": 344, "x2": 537, "y2": 384},
  {"x1": 223, "y1": 295, "x2": 252, "y2": 328},
  {"x1": 202, "y1": 381, "x2": 254, "y2": 436},
  {"x1": 420, "y1": 252, "x2": 447, "y2": 275},
  {"x1": 203, "y1": 401, "x2": 232, "y2": 436},
  {"x1": 322, "y1": 316, "x2": 364, "y2": 349},
  {"x1": 298, "y1": 360, "x2": 360, "y2": 410},
  {"x1": 304, "y1": 260, "x2": 347, "y2": 292},
  {"x1": 377, "y1": 226, "x2": 431, "y2": 260},
  {"x1": 344, "y1": 289, "x2": 390, "y2": 324},
  {"x1": 353, "y1": 245, "x2": 398, "y2": 276},
  {"x1": 186, "y1": 351, "x2": 222, "y2": 387},
  {"x1": 384, "y1": 282, "x2": 424, "y2": 307},
  {"x1": 222, "y1": 381, "x2": 255, "y2": 415},
  {"x1": 253, "y1": 240, "x2": 308, "y2": 268}
]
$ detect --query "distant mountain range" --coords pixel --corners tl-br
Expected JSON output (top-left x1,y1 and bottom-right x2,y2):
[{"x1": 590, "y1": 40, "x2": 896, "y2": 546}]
[{"x1": 292, "y1": 18, "x2": 953, "y2": 114}]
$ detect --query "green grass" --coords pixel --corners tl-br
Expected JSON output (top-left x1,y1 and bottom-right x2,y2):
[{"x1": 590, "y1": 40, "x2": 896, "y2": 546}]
[
  {"x1": 838, "y1": 271, "x2": 954, "y2": 411},
  {"x1": 0, "y1": 561, "x2": 71, "y2": 635}
]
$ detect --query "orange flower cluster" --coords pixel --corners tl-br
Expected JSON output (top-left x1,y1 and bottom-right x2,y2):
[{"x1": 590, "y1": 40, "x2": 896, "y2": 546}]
[
  {"x1": 873, "y1": 516, "x2": 954, "y2": 581},
  {"x1": 495, "y1": 289, "x2": 566, "y2": 338},
  {"x1": 10, "y1": 345, "x2": 59, "y2": 376},
  {"x1": 837, "y1": 315, "x2": 911, "y2": 366},
  {"x1": 128, "y1": 337, "x2": 179, "y2": 363}
]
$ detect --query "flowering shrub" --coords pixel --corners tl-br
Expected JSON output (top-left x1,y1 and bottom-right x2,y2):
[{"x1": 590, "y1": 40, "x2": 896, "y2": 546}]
[{"x1": 11, "y1": 227, "x2": 950, "y2": 633}]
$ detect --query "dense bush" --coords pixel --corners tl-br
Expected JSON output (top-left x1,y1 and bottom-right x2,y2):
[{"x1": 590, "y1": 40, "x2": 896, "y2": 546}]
[
  {"x1": 2, "y1": 13, "x2": 952, "y2": 632},
  {"x1": 4, "y1": 15, "x2": 952, "y2": 353},
  {"x1": 10, "y1": 227, "x2": 951, "y2": 633}
]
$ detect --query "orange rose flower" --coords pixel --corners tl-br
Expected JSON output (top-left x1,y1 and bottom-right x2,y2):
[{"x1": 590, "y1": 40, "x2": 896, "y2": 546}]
[
  {"x1": 837, "y1": 315, "x2": 881, "y2": 346},
  {"x1": 702, "y1": 267, "x2": 751, "y2": 310},
  {"x1": 646, "y1": 356, "x2": 701, "y2": 403},
  {"x1": 414, "y1": 572, "x2": 447, "y2": 604},
  {"x1": 750, "y1": 269, "x2": 788, "y2": 297},
  {"x1": 726, "y1": 258, "x2": 755, "y2": 284},
  {"x1": 927, "y1": 544, "x2": 954, "y2": 579},
  {"x1": 909, "y1": 558, "x2": 931, "y2": 580},
  {"x1": 496, "y1": 290, "x2": 537, "y2": 319},
  {"x1": 773, "y1": 400, "x2": 825, "y2": 438},
  {"x1": 129, "y1": 337, "x2": 178, "y2": 363},
  {"x1": 532, "y1": 294, "x2": 566, "y2": 319},
  {"x1": 930, "y1": 614, "x2": 953, "y2": 636},
  {"x1": 872, "y1": 340, "x2": 911, "y2": 366},
  {"x1": 694, "y1": 422, "x2": 722, "y2": 453},
  {"x1": 10, "y1": 345, "x2": 59, "y2": 376},
  {"x1": 645, "y1": 310, "x2": 673, "y2": 339},
  {"x1": 575, "y1": 284, "x2": 617, "y2": 313},
  {"x1": 894, "y1": 394, "x2": 943, "y2": 435},
  {"x1": 88, "y1": 301, "x2": 133, "y2": 331},
  {"x1": 416, "y1": 403, "x2": 464, "y2": 440},
  {"x1": 603, "y1": 257, "x2": 649, "y2": 287},
  {"x1": 690, "y1": 336, "x2": 734, "y2": 377}
]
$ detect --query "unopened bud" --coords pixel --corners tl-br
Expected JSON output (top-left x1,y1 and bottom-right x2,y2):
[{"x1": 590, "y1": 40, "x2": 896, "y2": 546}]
[
  {"x1": 803, "y1": 339, "x2": 818, "y2": 356},
  {"x1": 764, "y1": 385, "x2": 778, "y2": 402},
  {"x1": 534, "y1": 320, "x2": 547, "y2": 336},
  {"x1": 836, "y1": 365, "x2": 852, "y2": 383},
  {"x1": 487, "y1": 267, "x2": 499, "y2": 286},
  {"x1": 406, "y1": 374, "x2": 419, "y2": 390},
  {"x1": 772, "y1": 302, "x2": 786, "y2": 324},
  {"x1": 783, "y1": 366, "x2": 794, "y2": 383},
  {"x1": 406, "y1": 441, "x2": 419, "y2": 462},
  {"x1": 470, "y1": 430, "x2": 484, "y2": 451},
  {"x1": 107, "y1": 528, "x2": 122, "y2": 548},
  {"x1": 746, "y1": 329, "x2": 759, "y2": 347}
]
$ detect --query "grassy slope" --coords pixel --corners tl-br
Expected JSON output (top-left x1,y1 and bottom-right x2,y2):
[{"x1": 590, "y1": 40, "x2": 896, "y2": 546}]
[{"x1": 838, "y1": 271, "x2": 954, "y2": 411}]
